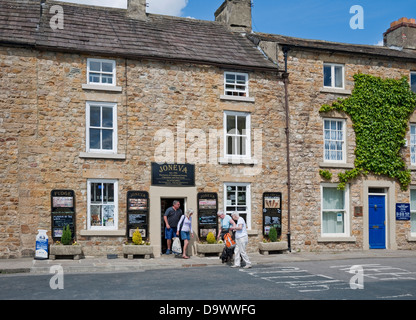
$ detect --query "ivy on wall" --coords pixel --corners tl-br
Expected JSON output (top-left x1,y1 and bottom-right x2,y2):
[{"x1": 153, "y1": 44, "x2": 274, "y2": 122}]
[{"x1": 320, "y1": 74, "x2": 416, "y2": 191}]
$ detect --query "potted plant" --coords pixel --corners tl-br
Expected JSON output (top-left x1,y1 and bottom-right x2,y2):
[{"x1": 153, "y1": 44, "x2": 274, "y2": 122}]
[
  {"x1": 259, "y1": 226, "x2": 288, "y2": 255},
  {"x1": 123, "y1": 228, "x2": 154, "y2": 259},
  {"x1": 196, "y1": 232, "x2": 224, "y2": 257},
  {"x1": 49, "y1": 225, "x2": 82, "y2": 260}
]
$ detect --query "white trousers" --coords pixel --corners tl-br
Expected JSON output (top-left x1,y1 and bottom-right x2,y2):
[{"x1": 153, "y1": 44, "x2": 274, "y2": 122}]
[{"x1": 234, "y1": 235, "x2": 251, "y2": 266}]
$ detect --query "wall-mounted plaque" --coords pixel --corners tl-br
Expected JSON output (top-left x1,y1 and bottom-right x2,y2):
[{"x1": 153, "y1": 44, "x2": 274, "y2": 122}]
[
  {"x1": 127, "y1": 191, "x2": 149, "y2": 240},
  {"x1": 396, "y1": 203, "x2": 410, "y2": 221},
  {"x1": 263, "y1": 192, "x2": 282, "y2": 237},
  {"x1": 151, "y1": 163, "x2": 195, "y2": 187},
  {"x1": 51, "y1": 190, "x2": 75, "y2": 241},
  {"x1": 197, "y1": 192, "x2": 218, "y2": 239}
]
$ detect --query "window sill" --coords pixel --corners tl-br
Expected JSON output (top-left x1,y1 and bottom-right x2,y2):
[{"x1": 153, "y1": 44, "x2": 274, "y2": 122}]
[
  {"x1": 80, "y1": 230, "x2": 125, "y2": 237},
  {"x1": 409, "y1": 165, "x2": 416, "y2": 171},
  {"x1": 319, "y1": 162, "x2": 354, "y2": 169},
  {"x1": 406, "y1": 234, "x2": 416, "y2": 242},
  {"x1": 220, "y1": 95, "x2": 255, "y2": 103},
  {"x1": 320, "y1": 87, "x2": 351, "y2": 95},
  {"x1": 82, "y1": 84, "x2": 122, "y2": 92},
  {"x1": 79, "y1": 152, "x2": 126, "y2": 160},
  {"x1": 219, "y1": 157, "x2": 258, "y2": 165},
  {"x1": 318, "y1": 236, "x2": 356, "y2": 242}
]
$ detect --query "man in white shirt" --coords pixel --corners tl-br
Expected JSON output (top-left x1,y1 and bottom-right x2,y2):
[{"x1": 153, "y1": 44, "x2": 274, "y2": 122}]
[{"x1": 230, "y1": 212, "x2": 251, "y2": 269}]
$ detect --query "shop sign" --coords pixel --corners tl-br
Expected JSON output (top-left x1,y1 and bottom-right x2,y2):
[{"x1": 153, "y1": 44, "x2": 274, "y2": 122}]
[
  {"x1": 396, "y1": 203, "x2": 410, "y2": 221},
  {"x1": 51, "y1": 190, "x2": 75, "y2": 241},
  {"x1": 262, "y1": 192, "x2": 282, "y2": 237},
  {"x1": 151, "y1": 163, "x2": 195, "y2": 187},
  {"x1": 127, "y1": 191, "x2": 149, "y2": 240},
  {"x1": 197, "y1": 192, "x2": 218, "y2": 239}
]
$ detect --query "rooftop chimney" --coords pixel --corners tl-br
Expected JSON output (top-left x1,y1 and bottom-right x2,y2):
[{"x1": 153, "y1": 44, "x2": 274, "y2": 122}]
[
  {"x1": 383, "y1": 17, "x2": 416, "y2": 50},
  {"x1": 127, "y1": 0, "x2": 147, "y2": 20},
  {"x1": 214, "y1": 0, "x2": 252, "y2": 33}
]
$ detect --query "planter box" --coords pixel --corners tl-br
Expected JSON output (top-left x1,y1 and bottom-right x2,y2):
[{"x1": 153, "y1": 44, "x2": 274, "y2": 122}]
[
  {"x1": 196, "y1": 243, "x2": 224, "y2": 257},
  {"x1": 123, "y1": 244, "x2": 154, "y2": 259},
  {"x1": 258, "y1": 241, "x2": 288, "y2": 255},
  {"x1": 49, "y1": 245, "x2": 82, "y2": 260}
]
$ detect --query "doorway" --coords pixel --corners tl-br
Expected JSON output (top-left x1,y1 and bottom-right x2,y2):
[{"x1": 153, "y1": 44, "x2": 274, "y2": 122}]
[
  {"x1": 368, "y1": 194, "x2": 386, "y2": 249},
  {"x1": 160, "y1": 198, "x2": 185, "y2": 254}
]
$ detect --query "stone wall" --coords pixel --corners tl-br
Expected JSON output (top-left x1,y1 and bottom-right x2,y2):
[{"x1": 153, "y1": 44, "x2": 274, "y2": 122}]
[{"x1": 0, "y1": 46, "x2": 287, "y2": 257}]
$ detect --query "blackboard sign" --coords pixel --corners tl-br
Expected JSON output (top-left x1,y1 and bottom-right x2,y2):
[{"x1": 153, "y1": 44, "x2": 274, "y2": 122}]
[
  {"x1": 151, "y1": 163, "x2": 195, "y2": 187},
  {"x1": 197, "y1": 192, "x2": 218, "y2": 239},
  {"x1": 396, "y1": 203, "x2": 411, "y2": 221},
  {"x1": 127, "y1": 191, "x2": 149, "y2": 240},
  {"x1": 263, "y1": 192, "x2": 282, "y2": 237},
  {"x1": 51, "y1": 190, "x2": 75, "y2": 241}
]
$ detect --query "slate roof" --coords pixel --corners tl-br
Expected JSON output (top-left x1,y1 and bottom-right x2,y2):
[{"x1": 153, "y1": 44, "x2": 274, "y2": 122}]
[
  {"x1": 249, "y1": 33, "x2": 416, "y2": 61},
  {"x1": 0, "y1": 0, "x2": 277, "y2": 71}
]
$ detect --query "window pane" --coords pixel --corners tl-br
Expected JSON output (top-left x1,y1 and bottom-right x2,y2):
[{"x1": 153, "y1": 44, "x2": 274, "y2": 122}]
[
  {"x1": 411, "y1": 73, "x2": 416, "y2": 93},
  {"x1": 237, "y1": 116, "x2": 246, "y2": 134},
  {"x1": 102, "y1": 107, "x2": 113, "y2": 128},
  {"x1": 90, "y1": 205, "x2": 102, "y2": 226},
  {"x1": 323, "y1": 187, "x2": 344, "y2": 210},
  {"x1": 335, "y1": 66, "x2": 343, "y2": 88},
  {"x1": 91, "y1": 183, "x2": 102, "y2": 202},
  {"x1": 226, "y1": 74, "x2": 235, "y2": 83},
  {"x1": 411, "y1": 190, "x2": 416, "y2": 211},
  {"x1": 238, "y1": 136, "x2": 246, "y2": 155},
  {"x1": 101, "y1": 129, "x2": 113, "y2": 150},
  {"x1": 89, "y1": 129, "x2": 101, "y2": 149},
  {"x1": 90, "y1": 106, "x2": 101, "y2": 127},
  {"x1": 102, "y1": 74, "x2": 113, "y2": 84},
  {"x1": 227, "y1": 115, "x2": 236, "y2": 133},
  {"x1": 323, "y1": 211, "x2": 344, "y2": 233},
  {"x1": 89, "y1": 61, "x2": 101, "y2": 72},
  {"x1": 103, "y1": 205, "x2": 115, "y2": 226},
  {"x1": 89, "y1": 73, "x2": 100, "y2": 83},
  {"x1": 323, "y1": 65, "x2": 332, "y2": 87},
  {"x1": 102, "y1": 62, "x2": 113, "y2": 73}
]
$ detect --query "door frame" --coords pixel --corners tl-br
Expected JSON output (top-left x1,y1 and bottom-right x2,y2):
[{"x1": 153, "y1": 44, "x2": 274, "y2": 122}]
[{"x1": 363, "y1": 181, "x2": 397, "y2": 250}]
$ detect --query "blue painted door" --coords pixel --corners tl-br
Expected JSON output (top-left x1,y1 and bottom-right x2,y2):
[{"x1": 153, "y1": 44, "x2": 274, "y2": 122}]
[{"x1": 369, "y1": 195, "x2": 386, "y2": 249}]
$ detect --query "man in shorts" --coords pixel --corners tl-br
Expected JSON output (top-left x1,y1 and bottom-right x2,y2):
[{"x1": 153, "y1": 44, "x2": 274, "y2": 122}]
[{"x1": 163, "y1": 200, "x2": 183, "y2": 254}]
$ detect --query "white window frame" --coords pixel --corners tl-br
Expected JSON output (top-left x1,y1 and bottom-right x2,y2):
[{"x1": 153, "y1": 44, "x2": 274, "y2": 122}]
[
  {"x1": 223, "y1": 111, "x2": 251, "y2": 159},
  {"x1": 87, "y1": 58, "x2": 116, "y2": 86},
  {"x1": 411, "y1": 124, "x2": 416, "y2": 165},
  {"x1": 320, "y1": 183, "x2": 350, "y2": 238},
  {"x1": 411, "y1": 72, "x2": 416, "y2": 93},
  {"x1": 323, "y1": 63, "x2": 345, "y2": 89},
  {"x1": 224, "y1": 182, "x2": 251, "y2": 229},
  {"x1": 323, "y1": 118, "x2": 346, "y2": 163},
  {"x1": 86, "y1": 101, "x2": 118, "y2": 154},
  {"x1": 87, "y1": 179, "x2": 119, "y2": 231},
  {"x1": 224, "y1": 72, "x2": 249, "y2": 97},
  {"x1": 410, "y1": 187, "x2": 416, "y2": 237}
]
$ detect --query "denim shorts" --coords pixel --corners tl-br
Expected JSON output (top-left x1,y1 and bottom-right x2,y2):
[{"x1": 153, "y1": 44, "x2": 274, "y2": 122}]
[
  {"x1": 165, "y1": 227, "x2": 177, "y2": 240},
  {"x1": 180, "y1": 231, "x2": 190, "y2": 240}
]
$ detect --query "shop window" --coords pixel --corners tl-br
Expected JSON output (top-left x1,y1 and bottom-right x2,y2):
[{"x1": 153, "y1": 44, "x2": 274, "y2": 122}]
[
  {"x1": 224, "y1": 72, "x2": 249, "y2": 97},
  {"x1": 321, "y1": 184, "x2": 349, "y2": 237},
  {"x1": 86, "y1": 101, "x2": 117, "y2": 153},
  {"x1": 224, "y1": 182, "x2": 251, "y2": 229},
  {"x1": 323, "y1": 119, "x2": 346, "y2": 163},
  {"x1": 410, "y1": 189, "x2": 416, "y2": 236},
  {"x1": 323, "y1": 63, "x2": 344, "y2": 89},
  {"x1": 87, "y1": 58, "x2": 116, "y2": 86},
  {"x1": 411, "y1": 72, "x2": 416, "y2": 93},
  {"x1": 224, "y1": 111, "x2": 251, "y2": 159},
  {"x1": 411, "y1": 125, "x2": 416, "y2": 165},
  {"x1": 87, "y1": 179, "x2": 118, "y2": 230}
]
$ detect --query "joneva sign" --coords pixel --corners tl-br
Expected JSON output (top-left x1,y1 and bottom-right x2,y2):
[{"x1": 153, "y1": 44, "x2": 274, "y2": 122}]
[{"x1": 151, "y1": 163, "x2": 195, "y2": 187}]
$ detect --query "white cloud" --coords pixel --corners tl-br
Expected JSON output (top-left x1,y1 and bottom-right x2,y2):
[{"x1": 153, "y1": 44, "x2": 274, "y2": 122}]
[
  {"x1": 147, "y1": 0, "x2": 189, "y2": 16},
  {"x1": 56, "y1": 0, "x2": 127, "y2": 9}
]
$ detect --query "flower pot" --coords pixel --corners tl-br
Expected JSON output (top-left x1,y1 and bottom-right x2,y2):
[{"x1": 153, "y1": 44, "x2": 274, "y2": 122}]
[
  {"x1": 258, "y1": 241, "x2": 288, "y2": 255},
  {"x1": 49, "y1": 245, "x2": 82, "y2": 260},
  {"x1": 123, "y1": 244, "x2": 154, "y2": 259},
  {"x1": 196, "y1": 243, "x2": 224, "y2": 257}
]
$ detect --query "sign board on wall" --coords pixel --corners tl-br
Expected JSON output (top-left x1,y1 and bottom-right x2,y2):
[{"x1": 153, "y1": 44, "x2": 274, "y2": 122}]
[
  {"x1": 127, "y1": 191, "x2": 149, "y2": 240},
  {"x1": 262, "y1": 192, "x2": 282, "y2": 237},
  {"x1": 151, "y1": 163, "x2": 195, "y2": 187},
  {"x1": 197, "y1": 192, "x2": 218, "y2": 239},
  {"x1": 396, "y1": 203, "x2": 410, "y2": 221},
  {"x1": 51, "y1": 190, "x2": 76, "y2": 241}
]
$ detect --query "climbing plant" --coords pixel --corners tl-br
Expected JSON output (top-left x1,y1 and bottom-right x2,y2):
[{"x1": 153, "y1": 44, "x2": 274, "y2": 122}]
[{"x1": 320, "y1": 73, "x2": 416, "y2": 191}]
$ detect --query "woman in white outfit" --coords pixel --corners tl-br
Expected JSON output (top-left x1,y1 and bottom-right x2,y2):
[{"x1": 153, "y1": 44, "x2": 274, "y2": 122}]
[{"x1": 230, "y1": 212, "x2": 251, "y2": 269}]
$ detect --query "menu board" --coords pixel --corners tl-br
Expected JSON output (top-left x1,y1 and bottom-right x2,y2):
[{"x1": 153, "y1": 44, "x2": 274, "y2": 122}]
[
  {"x1": 263, "y1": 192, "x2": 282, "y2": 237},
  {"x1": 51, "y1": 190, "x2": 75, "y2": 241},
  {"x1": 197, "y1": 192, "x2": 218, "y2": 239},
  {"x1": 127, "y1": 191, "x2": 149, "y2": 240}
]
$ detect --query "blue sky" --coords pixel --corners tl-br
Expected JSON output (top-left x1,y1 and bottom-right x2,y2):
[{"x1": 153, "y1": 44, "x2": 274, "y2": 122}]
[{"x1": 57, "y1": 0, "x2": 416, "y2": 46}]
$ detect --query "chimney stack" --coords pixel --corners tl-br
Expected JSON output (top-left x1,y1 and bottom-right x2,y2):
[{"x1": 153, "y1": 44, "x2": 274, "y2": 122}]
[
  {"x1": 215, "y1": 0, "x2": 252, "y2": 33},
  {"x1": 127, "y1": 0, "x2": 147, "y2": 20},
  {"x1": 383, "y1": 17, "x2": 416, "y2": 50}
]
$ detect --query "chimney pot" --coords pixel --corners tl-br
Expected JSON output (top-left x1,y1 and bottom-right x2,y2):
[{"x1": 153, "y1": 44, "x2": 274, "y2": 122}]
[
  {"x1": 127, "y1": 0, "x2": 147, "y2": 20},
  {"x1": 384, "y1": 17, "x2": 416, "y2": 49},
  {"x1": 215, "y1": 0, "x2": 252, "y2": 33}
]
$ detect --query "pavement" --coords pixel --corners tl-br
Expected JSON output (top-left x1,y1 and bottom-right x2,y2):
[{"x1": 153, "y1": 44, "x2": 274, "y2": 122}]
[{"x1": 0, "y1": 249, "x2": 415, "y2": 275}]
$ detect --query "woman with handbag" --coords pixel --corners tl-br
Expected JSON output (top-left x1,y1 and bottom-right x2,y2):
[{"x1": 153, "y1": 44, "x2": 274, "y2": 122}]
[{"x1": 176, "y1": 209, "x2": 194, "y2": 259}]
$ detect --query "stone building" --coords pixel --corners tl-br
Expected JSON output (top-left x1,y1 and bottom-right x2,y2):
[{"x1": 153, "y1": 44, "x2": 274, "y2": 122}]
[
  {"x1": 0, "y1": 0, "x2": 287, "y2": 258},
  {"x1": 1, "y1": 0, "x2": 416, "y2": 259}
]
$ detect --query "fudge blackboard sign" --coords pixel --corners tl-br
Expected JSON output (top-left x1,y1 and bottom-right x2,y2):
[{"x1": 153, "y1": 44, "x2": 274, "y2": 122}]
[{"x1": 51, "y1": 190, "x2": 75, "y2": 241}]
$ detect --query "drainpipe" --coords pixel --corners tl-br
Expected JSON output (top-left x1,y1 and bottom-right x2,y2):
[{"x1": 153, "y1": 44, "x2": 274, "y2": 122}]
[{"x1": 282, "y1": 45, "x2": 291, "y2": 252}]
